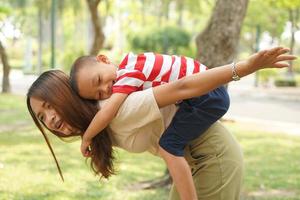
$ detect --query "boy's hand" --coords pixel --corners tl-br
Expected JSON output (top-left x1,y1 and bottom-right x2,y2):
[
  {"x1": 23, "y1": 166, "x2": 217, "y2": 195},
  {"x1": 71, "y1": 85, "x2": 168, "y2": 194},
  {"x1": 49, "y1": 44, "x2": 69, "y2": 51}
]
[
  {"x1": 81, "y1": 137, "x2": 92, "y2": 157},
  {"x1": 243, "y1": 47, "x2": 297, "y2": 73}
]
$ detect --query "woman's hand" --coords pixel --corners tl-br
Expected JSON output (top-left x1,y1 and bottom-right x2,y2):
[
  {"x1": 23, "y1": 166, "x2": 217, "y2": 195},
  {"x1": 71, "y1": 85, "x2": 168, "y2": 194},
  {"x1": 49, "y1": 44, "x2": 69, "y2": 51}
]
[
  {"x1": 81, "y1": 137, "x2": 92, "y2": 157},
  {"x1": 241, "y1": 47, "x2": 297, "y2": 74}
]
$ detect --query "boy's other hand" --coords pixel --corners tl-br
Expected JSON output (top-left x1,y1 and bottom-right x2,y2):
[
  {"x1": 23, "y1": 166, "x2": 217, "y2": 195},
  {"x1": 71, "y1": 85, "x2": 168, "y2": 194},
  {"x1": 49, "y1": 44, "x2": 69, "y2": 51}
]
[
  {"x1": 244, "y1": 47, "x2": 297, "y2": 73},
  {"x1": 81, "y1": 138, "x2": 92, "y2": 157}
]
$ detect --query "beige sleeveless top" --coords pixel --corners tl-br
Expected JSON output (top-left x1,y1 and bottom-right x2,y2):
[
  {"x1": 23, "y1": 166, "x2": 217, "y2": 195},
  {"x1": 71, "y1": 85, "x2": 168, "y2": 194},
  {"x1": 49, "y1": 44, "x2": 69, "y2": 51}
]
[{"x1": 104, "y1": 88, "x2": 177, "y2": 156}]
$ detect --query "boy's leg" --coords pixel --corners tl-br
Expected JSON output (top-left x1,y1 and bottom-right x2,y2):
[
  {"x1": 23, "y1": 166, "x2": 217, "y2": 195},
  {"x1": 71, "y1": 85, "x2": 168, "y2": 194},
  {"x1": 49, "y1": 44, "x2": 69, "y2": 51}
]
[{"x1": 159, "y1": 85, "x2": 230, "y2": 156}]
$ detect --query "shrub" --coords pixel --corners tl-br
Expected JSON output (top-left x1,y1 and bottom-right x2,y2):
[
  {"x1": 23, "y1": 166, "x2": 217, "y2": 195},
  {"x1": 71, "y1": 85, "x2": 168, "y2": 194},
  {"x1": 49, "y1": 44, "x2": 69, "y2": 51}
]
[
  {"x1": 61, "y1": 48, "x2": 84, "y2": 71},
  {"x1": 292, "y1": 59, "x2": 300, "y2": 73},
  {"x1": 274, "y1": 77, "x2": 297, "y2": 87},
  {"x1": 128, "y1": 26, "x2": 191, "y2": 55},
  {"x1": 258, "y1": 69, "x2": 278, "y2": 83}
]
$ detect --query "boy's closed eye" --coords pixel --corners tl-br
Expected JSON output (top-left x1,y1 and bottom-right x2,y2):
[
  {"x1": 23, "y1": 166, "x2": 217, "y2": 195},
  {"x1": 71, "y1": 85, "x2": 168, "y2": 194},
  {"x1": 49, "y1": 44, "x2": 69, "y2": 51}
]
[{"x1": 39, "y1": 115, "x2": 44, "y2": 122}]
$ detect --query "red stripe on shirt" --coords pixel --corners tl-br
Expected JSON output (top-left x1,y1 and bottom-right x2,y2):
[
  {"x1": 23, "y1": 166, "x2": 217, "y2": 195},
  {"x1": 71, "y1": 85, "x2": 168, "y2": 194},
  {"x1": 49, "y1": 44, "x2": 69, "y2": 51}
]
[
  {"x1": 148, "y1": 54, "x2": 163, "y2": 81},
  {"x1": 134, "y1": 54, "x2": 146, "y2": 71},
  {"x1": 116, "y1": 71, "x2": 146, "y2": 82},
  {"x1": 119, "y1": 54, "x2": 129, "y2": 69},
  {"x1": 112, "y1": 85, "x2": 141, "y2": 94},
  {"x1": 193, "y1": 60, "x2": 200, "y2": 73},
  {"x1": 178, "y1": 56, "x2": 187, "y2": 79},
  {"x1": 152, "y1": 81, "x2": 161, "y2": 87}
]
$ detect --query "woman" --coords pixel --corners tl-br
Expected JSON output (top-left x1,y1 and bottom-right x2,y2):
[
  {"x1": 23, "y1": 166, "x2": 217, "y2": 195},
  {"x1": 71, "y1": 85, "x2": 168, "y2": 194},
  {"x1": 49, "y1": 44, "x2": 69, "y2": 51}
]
[{"x1": 27, "y1": 47, "x2": 296, "y2": 200}]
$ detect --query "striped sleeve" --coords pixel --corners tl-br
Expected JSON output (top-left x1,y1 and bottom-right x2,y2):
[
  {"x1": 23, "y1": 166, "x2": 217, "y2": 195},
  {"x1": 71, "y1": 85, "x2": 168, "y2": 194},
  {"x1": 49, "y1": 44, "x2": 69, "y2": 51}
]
[
  {"x1": 114, "y1": 52, "x2": 145, "y2": 94},
  {"x1": 113, "y1": 69, "x2": 146, "y2": 94},
  {"x1": 186, "y1": 56, "x2": 208, "y2": 74}
]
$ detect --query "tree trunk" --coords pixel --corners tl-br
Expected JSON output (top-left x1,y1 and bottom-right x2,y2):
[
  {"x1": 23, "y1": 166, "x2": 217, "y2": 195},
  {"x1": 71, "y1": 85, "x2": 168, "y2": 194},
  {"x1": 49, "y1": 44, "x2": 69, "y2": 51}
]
[
  {"x1": 196, "y1": 0, "x2": 249, "y2": 69},
  {"x1": 176, "y1": 0, "x2": 184, "y2": 27},
  {"x1": 0, "y1": 40, "x2": 11, "y2": 93},
  {"x1": 127, "y1": 168, "x2": 172, "y2": 190},
  {"x1": 86, "y1": 0, "x2": 105, "y2": 55},
  {"x1": 37, "y1": 6, "x2": 43, "y2": 74},
  {"x1": 50, "y1": 0, "x2": 57, "y2": 68},
  {"x1": 287, "y1": 8, "x2": 299, "y2": 75}
]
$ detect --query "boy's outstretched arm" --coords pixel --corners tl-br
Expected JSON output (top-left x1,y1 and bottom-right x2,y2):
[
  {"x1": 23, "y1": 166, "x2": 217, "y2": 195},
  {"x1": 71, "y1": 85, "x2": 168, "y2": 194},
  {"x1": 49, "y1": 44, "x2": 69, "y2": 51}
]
[
  {"x1": 154, "y1": 47, "x2": 297, "y2": 108},
  {"x1": 81, "y1": 93, "x2": 128, "y2": 157},
  {"x1": 158, "y1": 146, "x2": 198, "y2": 200}
]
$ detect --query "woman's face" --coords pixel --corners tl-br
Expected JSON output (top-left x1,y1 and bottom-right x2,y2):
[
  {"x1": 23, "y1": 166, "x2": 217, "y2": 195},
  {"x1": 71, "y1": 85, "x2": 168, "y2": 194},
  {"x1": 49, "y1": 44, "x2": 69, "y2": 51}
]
[{"x1": 30, "y1": 97, "x2": 78, "y2": 135}]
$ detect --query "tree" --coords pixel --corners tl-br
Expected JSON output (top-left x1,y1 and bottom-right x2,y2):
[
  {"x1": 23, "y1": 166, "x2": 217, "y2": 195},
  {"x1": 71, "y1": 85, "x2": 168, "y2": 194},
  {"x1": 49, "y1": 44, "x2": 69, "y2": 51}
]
[
  {"x1": 272, "y1": 0, "x2": 300, "y2": 74},
  {"x1": 0, "y1": 40, "x2": 11, "y2": 93},
  {"x1": 0, "y1": 1, "x2": 26, "y2": 93},
  {"x1": 129, "y1": 26, "x2": 190, "y2": 54},
  {"x1": 242, "y1": 0, "x2": 287, "y2": 52},
  {"x1": 86, "y1": 0, "x2": 105, "y2": 55},
  {"x1": 196, "y1": 0, "x2": 249, "y2": 68}
]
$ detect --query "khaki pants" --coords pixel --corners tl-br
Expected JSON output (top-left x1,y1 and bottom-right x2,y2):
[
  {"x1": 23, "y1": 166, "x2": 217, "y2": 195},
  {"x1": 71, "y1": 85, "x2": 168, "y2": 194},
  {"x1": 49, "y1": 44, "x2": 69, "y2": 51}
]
[{"x1": 168, "y1": 122, "x2": 244, "y2": 200}]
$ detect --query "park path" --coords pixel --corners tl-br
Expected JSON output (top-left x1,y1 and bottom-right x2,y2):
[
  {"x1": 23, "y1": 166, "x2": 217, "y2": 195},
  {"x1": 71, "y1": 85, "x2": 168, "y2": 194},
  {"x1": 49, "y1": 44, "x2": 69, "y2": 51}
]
[
  {"x1": 226, "y1": 74, "x2": 300, "y2": 135},
  {"x1": 1, "y1": 69, "x2": 300, "y2": 135}
]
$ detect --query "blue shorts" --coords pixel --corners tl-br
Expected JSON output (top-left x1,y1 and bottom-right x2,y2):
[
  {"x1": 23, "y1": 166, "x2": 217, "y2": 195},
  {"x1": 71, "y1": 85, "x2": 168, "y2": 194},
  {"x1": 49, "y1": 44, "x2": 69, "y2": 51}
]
[{"x1": 159, "y1": 86, "x2": 230, "y2": 156}]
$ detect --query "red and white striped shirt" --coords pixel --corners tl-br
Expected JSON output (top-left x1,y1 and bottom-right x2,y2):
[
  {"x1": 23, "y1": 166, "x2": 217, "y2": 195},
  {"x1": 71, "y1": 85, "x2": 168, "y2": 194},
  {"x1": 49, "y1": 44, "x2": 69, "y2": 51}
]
[{"x1": 113, "y1": 52, "x2": 208, "y2": 94}]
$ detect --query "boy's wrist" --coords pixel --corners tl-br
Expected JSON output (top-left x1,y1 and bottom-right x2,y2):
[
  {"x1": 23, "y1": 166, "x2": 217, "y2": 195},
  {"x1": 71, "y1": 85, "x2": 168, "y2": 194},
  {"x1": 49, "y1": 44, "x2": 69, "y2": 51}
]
[
  {"x1": 235, "y1": 60, "x2": 253, "y2": 78},
  {"x1": 83, "y1": 135, "x2": 92, "y2": 141},
  {"x1": 231, "y1": 62, "x2": 240, "y2": 81}
]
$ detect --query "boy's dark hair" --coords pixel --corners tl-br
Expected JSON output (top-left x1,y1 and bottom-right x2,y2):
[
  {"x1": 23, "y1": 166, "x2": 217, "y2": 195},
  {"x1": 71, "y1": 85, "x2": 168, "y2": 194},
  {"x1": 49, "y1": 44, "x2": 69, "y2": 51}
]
[{"x1": 70, "y1": 56, "x2": 97, "y2": 93}]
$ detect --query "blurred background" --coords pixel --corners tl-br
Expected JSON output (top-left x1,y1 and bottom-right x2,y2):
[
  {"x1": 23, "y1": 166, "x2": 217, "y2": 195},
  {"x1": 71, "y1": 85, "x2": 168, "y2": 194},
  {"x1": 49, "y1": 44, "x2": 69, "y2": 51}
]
[{"x1": 0, "y1": 0, "x2": 299, "y2": 200}]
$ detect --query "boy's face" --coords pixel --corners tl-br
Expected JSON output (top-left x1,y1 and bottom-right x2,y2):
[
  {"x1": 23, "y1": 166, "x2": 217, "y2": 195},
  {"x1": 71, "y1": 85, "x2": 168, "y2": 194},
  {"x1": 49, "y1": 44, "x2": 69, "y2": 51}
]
[{"x1": 76, "y1": 60, "x2": 117, "y2": 100}]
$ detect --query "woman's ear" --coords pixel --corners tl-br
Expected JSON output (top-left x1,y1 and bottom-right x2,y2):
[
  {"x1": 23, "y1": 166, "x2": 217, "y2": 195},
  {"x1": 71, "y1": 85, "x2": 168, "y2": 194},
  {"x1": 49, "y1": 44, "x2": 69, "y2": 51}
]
[{"x1": 96, "y1": 54, "x2": 111, "y2": 64}]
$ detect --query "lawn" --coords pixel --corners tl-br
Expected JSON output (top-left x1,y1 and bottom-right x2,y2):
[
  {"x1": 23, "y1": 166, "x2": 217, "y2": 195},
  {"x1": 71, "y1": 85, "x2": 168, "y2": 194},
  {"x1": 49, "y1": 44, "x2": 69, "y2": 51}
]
[{"x1": 0, "y1": 94, "x2": 299, "y2": 200}]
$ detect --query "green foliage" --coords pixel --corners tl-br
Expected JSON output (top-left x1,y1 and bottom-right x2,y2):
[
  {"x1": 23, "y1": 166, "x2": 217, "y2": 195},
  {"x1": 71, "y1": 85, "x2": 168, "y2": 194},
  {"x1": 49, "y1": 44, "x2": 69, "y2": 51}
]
[
  {"x1": 258, "y1": 69, "x2": 278, "y2": 83},
  {"x1": 270, "y1": 0, "x2": 300, "y2": 9},
  {"x1": 0, "y1": 5, "x2": 12, "y2": 19},
  {"x1": 274, "y1": 77, "x2": 297, "y2": 87},
  {"x1": 128, "y1": 26, "x2": 191, "y2": 55},
  {"x1": 292, "y1": 59, "x2": 300, "y2": 73},
  {"x1": 61, "y1": 47, "x2": 85, "y2": 71},
  {"x1": 242, "y1": 0, "x2": 288, "y2": 47}
]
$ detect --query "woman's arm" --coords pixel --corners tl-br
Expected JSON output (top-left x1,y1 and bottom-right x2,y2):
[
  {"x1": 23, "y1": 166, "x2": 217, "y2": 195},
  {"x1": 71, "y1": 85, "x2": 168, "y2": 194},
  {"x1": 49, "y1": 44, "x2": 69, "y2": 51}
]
[{"x1": 153, "y1": 47, "x2": 296, "y2": 108}]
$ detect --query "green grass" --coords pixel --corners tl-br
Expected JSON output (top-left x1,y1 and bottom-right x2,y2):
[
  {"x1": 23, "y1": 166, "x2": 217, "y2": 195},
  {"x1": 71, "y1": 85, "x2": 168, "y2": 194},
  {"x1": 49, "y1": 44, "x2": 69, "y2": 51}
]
[
  {"x1": 0, "y1": 128, "x2": 167, "y2": 200},
  {"x1": 1, "y1": 94, "x2": 300, "y2": 200},
  {"x1": 0, "y1": 94, "x2": 30, "y2": 124},
  {"x1": 227, "y1": 123, "x2": 300, "y2": 200}
]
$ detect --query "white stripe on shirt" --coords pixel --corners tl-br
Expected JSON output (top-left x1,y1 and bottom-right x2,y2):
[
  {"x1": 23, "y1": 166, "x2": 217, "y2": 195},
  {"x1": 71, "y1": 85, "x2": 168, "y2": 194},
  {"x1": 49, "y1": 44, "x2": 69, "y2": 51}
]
[
  {"x1": 168, "y1": 55, "x2": 181, "y2": 82},
  {"x1": 186, "y1": 57, "x2": 195, "y2": 76},
  {"x1": 142, "y1": 52, "x2": 156, "y2": 79},
  {"x1": 114, "y1": 76, "x2": 145, "y2": 87},
  {"x1": 155, "y1": 54, "x2": 172, "y2": 81}
]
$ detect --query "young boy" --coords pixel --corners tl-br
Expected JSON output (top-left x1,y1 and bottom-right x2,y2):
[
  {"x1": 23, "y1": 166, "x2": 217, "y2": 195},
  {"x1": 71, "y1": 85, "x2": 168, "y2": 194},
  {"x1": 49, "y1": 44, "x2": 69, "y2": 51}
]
[{"x1": 70, "y1": 52, "x2": 230, "y2": 199}]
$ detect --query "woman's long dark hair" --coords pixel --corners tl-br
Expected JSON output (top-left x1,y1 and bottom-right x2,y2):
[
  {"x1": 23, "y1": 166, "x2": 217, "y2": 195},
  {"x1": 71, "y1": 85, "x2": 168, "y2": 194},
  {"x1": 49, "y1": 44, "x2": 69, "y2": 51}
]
[{"x1": 26, "y1": 70, "x2": 115, "y2": 180}]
